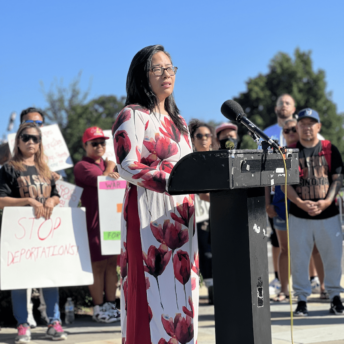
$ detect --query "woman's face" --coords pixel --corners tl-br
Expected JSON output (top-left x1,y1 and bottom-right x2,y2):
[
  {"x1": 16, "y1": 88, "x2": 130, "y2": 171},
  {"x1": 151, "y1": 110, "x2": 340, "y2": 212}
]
[
  {"x1": 192, "y1": 126, "x2": 212, "y2": 152},
  {"x1": 148, "y1": 51, "x2": 175, "y2": 103},
  {"x1": 282, "y1": 121, "x2": 298, "y2": 146},
  {"x1": 18, "y1": 128, "x2": 41, "y2": 158},
  {"x1": 84, "y1": 138, "x2": 107, "y2": 160}
]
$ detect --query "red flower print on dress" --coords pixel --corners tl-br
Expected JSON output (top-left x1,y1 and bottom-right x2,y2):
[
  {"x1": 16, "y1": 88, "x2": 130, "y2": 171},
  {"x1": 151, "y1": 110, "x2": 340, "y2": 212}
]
[
  {"x1": 160, "y1": 117, "x2": 181, "y2": 143},
  {"x1": 120, "y1": 242, "x2": 128, "y2": 279},
  {"x1": 150, "y1": 220, "x2": 189, "y2": 251},
  {"x1": 160, "y1": 311, "x2": 194, "y2": 344},
  {"x1": 151, "y1": 219, "x2": 189, "y2": 308},
  {"x1": 145, "y1": 277, "x2": 153, "y2": 323},
  {"x1": 128, "y1": 161, "x2": 155, "y2": 179},
  {"x1": 160, "y1": 161, "x2": 174, "y2": 174},
  {"x1": 171, "y1": 196, "x2": 195, "y2": 228},
  {"x1": 138, "y1": 170, "x2": 167, "y2": 193},
  {"x1": 191, "y1": 277, "x2": 196, "y2": 291},
  {"x1": 191, "y1": 252, "x2": 199, "y2": 276},
  {"x1": 182, "y1": 297, "x2": 194, "y2": 319},
  {"x1": 114, "y1": 130, "x2": 131, "y2": 164},
  {"x1": 112, "y1": 108, "x2": 131, "y2": 135},
  {"x1": 144, "y1": 133, "x2": 178, "y2": 161},
  {"x1": 127, "y1": 104, "x2": 150, "y2": 114},
  {"x1": 158, "y1": 338, "x2": 178, "y2": 344},
  {"x1": 173, "y1": 250, "x2": 191, "y2": 304},
  {"x1": 143, "y1": 244, "x2": 172, "y2": 308},
  {"x1": 122, "y1": 337, "x2": 126, "y2": 344}
]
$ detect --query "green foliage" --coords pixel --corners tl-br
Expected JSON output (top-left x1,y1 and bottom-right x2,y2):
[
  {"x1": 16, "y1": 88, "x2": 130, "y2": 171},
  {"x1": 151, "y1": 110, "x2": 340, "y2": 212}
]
[
  {"x1": 234, "y1": 48, "x2": 344, "y2": 152},
  {"x1": 42, "y1": 73, "x2": 125, "y2": 183}
]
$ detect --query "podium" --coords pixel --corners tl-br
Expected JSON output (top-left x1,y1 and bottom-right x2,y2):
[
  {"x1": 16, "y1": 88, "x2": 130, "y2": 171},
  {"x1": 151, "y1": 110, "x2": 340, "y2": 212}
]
[{"x1": 168, "y1": 149, "x2": 299, "y2": 344}]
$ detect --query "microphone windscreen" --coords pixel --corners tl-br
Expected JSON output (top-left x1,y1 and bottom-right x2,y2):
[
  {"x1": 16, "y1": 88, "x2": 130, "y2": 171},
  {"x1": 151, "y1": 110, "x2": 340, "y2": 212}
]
[{"x1": 221, "y1": 100, "x2": 245, "y2": 121}]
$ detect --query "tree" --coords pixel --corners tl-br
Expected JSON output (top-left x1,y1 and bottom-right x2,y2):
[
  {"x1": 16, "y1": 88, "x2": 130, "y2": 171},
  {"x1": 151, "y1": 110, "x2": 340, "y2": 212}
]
[
  {"x1": 234, "y1": 48, "x2": 344, "y2": 153},
  {"x1": 42, "y1": 74, "x2": 125, "y2": 182}
]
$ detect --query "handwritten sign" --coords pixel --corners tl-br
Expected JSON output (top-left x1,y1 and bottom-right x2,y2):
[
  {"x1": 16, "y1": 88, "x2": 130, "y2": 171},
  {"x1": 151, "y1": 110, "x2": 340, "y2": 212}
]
[
  {"x1": 195, "y1": 194, "x2": 210, "y2": 223},
  {"x1": 0, "y1": 207, "x2": 93, "y2": 290},
  {"x1": 8, "y1": 124, "x2": 73, "y2": 172},
  {"x1": 102, "y1": 130, "x2": 116, "y2": 162},
  {"x1": 97, "y1": 176, "x2": 125, "y2": 255},
  {"x1": 55, "y1": 180, "x2": 83, "y2": 208}
]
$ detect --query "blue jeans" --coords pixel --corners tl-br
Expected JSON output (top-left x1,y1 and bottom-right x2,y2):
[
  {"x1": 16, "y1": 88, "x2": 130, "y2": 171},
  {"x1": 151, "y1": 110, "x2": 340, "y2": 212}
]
[{"x1": 11, "y1": 288, "x2": 60, "y2": 325}]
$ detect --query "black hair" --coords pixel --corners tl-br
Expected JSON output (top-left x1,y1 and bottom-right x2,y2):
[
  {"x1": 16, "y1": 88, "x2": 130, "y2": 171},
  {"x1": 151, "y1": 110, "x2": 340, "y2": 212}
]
[
  {"x1": 20, "y1": 107, "x2": 46, "y2": 124},
  {"x1": 125, "y1": 44, "x2": 187, "y2": 133},
  {"x1": 188, "y1": 119, "x2": 219, "y2": 150}
]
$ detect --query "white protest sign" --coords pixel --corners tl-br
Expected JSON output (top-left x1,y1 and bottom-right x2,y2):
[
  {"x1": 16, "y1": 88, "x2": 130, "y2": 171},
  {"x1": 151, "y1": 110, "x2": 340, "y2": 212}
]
[
  {"x1": 102, "y1": 130, "x2": 116, "y2": 162},
  {"x1": 97, "y1": 176, "x2": 125, "y2": 255},
  {"x1": 8, "y1": 124, "x2": 73, "y2": 172},
  {"x1": 55, "y1": 180, "x2": 83, "y2": 208},
  {"x1": 195, "y1": 194, "x2": 210, "y2": 223},
  {"x1": 0, "y1": 207, "x2": 93, "y2": 290}
]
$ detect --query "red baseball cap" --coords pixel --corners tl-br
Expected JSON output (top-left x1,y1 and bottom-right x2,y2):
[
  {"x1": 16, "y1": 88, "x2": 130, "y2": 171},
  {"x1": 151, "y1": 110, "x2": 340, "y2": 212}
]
[
  {"x1": 215, "y1": 122, "x2": 238, "y2": 136},
  {"x1": 82, "y1": 127, "x2": 110, "y2": 143}
]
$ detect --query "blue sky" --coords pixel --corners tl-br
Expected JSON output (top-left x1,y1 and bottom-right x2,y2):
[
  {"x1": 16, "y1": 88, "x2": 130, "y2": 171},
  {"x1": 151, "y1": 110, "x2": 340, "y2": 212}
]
[{"x1": 1, "y1": 0, "x2": 343, "y2": 139}]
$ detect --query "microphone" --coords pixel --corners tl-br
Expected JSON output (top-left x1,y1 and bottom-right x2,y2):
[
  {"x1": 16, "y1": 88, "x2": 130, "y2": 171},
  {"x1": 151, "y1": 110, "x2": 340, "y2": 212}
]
[{"x1": 221, "y1": 100, "x2": 279, "y2": 150}]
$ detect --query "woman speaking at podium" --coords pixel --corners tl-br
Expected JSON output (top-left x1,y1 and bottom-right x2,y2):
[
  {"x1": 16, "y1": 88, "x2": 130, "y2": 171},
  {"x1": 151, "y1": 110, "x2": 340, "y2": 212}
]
[{"x1": 113, "y1": 45, "x2": 198, "y2": 344}]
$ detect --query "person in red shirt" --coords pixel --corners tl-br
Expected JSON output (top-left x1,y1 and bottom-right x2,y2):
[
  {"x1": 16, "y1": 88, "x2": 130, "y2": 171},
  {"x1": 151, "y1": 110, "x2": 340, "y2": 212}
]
[{"x1": 74, "y1": 127, "x2": 120, "y2": 323}]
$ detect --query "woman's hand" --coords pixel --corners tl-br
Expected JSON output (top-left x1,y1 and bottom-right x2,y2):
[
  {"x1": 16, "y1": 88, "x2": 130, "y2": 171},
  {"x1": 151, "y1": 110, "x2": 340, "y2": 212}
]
[
  {"x1": 108, "y1": 172, "x2": 120, "y2": 180},
  {"x1": 43, "y1": 198, "x2": 57, "y2": 220},
  {"x1": 28, "y1": 198, "x2": 44, "y2": 219},
  {"x1": 51, "y1": 172, "x2": 61, "y2": 181}
]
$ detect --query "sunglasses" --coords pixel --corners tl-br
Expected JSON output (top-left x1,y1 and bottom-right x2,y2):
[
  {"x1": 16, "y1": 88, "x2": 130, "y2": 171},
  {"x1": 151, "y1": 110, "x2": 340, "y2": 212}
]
[
  {"x1": 24, "y1": 119, "x2": 43, "y2": 125},
  {"x1": 283, "y1": 126, "x2": 297, "y2": 134},
  {"x1": 195, "y1": 133, "x2": 212, "y2": 140},
  {"x1": 20, "y1": 133, "x2": 41, "y2": 144},
  {"x1": 90, "y1": 141, "x2": 106, "y2": 147}
]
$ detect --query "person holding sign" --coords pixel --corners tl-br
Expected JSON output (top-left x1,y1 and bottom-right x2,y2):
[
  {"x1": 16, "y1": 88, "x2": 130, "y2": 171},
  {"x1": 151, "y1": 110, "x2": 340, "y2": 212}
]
[
  {"x1": 0, "y1": 122, "x2": 67, "y2": 343},
  {"x1": 113, "y1": 45, "x2": 198, "y2": 344},
  {"x1": 74, "y1": 127, "x2": 121, "y2": 323}
]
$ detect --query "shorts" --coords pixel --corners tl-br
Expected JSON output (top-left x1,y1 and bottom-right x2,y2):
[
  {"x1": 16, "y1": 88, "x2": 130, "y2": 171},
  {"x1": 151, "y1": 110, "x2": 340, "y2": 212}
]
[{"x1": 273, "y1": 216, "x2": 286, "y2": 231}]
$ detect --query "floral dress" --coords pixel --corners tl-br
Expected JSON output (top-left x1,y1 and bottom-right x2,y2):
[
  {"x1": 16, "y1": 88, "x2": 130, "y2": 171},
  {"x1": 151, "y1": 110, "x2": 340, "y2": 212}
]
[{"x1": 113, "y1": 105, "x2": 199, "y2": 344}]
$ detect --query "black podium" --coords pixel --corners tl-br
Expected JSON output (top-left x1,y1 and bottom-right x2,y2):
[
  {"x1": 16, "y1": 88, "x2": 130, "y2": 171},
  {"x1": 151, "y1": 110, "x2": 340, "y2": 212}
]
[{"x1": 168, "y1": 149, "x2": 299, "y2": 344}]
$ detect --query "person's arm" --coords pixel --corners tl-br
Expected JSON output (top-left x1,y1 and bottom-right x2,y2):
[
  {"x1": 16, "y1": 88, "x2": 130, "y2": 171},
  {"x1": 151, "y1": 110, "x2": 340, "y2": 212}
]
[
  {"x1": 43, "y1": 195, "x2": 60, "y2": 219},
  {"x1": 199, "y1": 193, "x2": 210, "y2": 202},
  {"x1": 114, "y1": 106, "x2": 173, "y2": 193},
  {"x1": 0, "y1": 196, "x2": 45, "y2": 218},
  {"x1": 265, "y1": 186, "x2": 277, "y2": 218},
  {"x1": 284, "y1": 185, "x2": 318, "y2": 214}
]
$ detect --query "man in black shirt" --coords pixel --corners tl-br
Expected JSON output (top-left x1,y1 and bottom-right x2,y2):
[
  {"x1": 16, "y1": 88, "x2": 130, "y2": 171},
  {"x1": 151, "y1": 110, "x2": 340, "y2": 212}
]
[{"x1": 286, "y1": 108, "x2": 344, "y2": 316}]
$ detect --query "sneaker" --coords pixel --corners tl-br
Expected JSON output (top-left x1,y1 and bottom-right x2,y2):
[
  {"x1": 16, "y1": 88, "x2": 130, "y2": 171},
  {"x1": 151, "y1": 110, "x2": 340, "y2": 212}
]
[
  {"x1": 294, "y1": 301, "x2": 308, "y2": 317},
  {"x1": 269, "y1": 278, "x2": 281, "y2": 296},
  {"x1": 311, "y1": 277, "x2": 321, "y2": 294},
  {"x1": 45, "y1": 321, "x2": 67, "y2": 341},
  {"x1": 330, "y1": 296, "x2": 344, "y2": 315},
  {"x1": 92, "y1": 305, "x2": 120, "y2": 323},
  {"x1": 103, "y1": 302, "x2": 121, "y2": 320},
  {"x1": 15, "y1": 324, "x2": 31, "y2": 344}
]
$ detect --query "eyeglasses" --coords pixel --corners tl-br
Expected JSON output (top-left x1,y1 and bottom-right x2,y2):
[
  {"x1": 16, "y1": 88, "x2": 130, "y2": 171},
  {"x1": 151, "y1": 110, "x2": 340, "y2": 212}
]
[
  {"x1": 24, "y1": 120, "x2": 43, "y2": 125},
  {"x1": 20, "y1": 133, "x2": 41, "y2": 144},
  {"x1": 90, "y1": 141, "x2": 106, "y2": 147},
  {"x1": 283, "y1": 127, "x2": 297, "y2": 134},
  {"x1": 195, "y1": 133, "x2": 212, "y2": 140},
  {"x1": 150, "y1": 66, "x2": 178, "y2": 76}
]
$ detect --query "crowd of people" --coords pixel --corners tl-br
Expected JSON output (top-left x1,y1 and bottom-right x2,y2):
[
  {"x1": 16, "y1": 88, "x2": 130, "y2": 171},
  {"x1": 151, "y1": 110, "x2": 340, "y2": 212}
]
[{"x1": 0, "y1": 44, "x2": 343, "y2": 344}]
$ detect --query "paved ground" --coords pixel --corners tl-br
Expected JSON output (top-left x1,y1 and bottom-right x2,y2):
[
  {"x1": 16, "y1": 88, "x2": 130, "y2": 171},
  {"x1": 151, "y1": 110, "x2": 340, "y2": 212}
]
[{"x1": 1, "y1": 239, "x2": 344, "y2": 343}]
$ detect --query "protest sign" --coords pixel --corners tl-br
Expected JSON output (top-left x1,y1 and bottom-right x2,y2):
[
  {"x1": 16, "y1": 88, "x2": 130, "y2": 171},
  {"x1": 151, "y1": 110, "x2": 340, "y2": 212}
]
[
  {"x1": 97, "y1": 176, "x2": 125, "y2": 255},
  {"x1": 8, "y1": 124, "x2": 73, "y2": 172},
  {"x1": 55, "y1": 180, "x2": 83, "y2": 208},
  {"x1": 0, "y1": 207, "x2": 93, "y2": 290},
  {"x1": 195, "y1": 194, "x2": 210, "y2": 223},
  {"x1": 102, "y1": 130, "x2": 116, "y2": 162}
]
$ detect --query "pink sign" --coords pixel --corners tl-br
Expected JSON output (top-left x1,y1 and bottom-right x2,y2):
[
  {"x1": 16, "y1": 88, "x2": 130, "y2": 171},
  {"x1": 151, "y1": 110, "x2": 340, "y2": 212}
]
[{"x1": 99, "y1": 180, "x2": 126, "y2": 190}]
